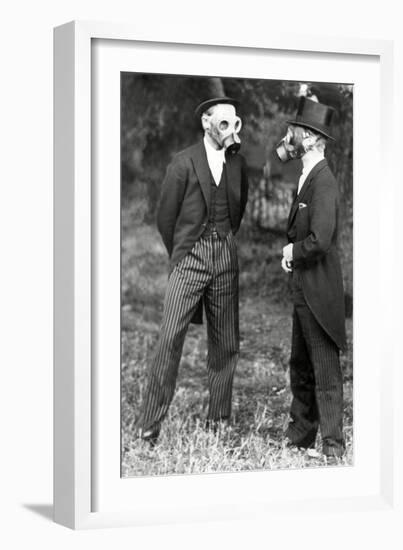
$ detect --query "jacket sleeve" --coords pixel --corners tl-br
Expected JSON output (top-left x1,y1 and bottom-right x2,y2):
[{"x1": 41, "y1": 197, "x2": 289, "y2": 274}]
[
  {"x1": 292, "y1": 179, "x2": 337, "y2": 264},
  {"x1": 239, "y1": 155, "x2": 249, "y2": 222},
  {"x1": 156, "y1": 155, "x2": 187, "y2": 256}
]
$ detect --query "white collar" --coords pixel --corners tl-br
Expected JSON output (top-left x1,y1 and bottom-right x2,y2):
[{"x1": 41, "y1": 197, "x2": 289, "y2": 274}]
[
  {"x1": 298, "y1": 154, "x2": 325, "y2": 194},
  {"x1": 203, "y1": 136, "x2": 226, "y2": 163},
  {"x1": 301, "y1": 152, "x2": 324, "y2": 176}
]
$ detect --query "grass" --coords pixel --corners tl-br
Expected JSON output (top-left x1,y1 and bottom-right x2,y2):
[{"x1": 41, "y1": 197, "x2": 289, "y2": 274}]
[{"x1": 121, "y1": 216, "x2": 353, "y2": 477}]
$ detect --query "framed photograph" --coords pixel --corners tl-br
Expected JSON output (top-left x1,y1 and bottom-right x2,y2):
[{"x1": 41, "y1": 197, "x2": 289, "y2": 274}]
[{"x1": 54, "y1": 21, "x2": 396, "y2": 529}]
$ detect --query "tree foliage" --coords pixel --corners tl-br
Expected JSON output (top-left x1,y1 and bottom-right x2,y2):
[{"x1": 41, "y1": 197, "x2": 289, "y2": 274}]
[{"x1": 121, "y1": 73, "x2": 352, "y2": 213}]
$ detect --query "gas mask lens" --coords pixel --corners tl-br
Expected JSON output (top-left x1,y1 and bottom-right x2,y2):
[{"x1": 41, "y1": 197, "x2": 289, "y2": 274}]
[
  {"x1": 275, "y1": 127, "x2": 297, "y2": 163},
  {"x1": 275, "y1": 126, "x2": 318, "y2": 162},
  {"x1": 275, "y1": 139, "x2": 290, "y2": 163}
]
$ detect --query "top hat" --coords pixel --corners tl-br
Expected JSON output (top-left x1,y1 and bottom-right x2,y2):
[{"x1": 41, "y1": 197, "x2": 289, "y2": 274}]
[
  {"x1": 287, "y1": 96, "x2": 336, "y2": 140},
  {"x1": 194, "y1": 96, "x2": 240, "y2": 117}
]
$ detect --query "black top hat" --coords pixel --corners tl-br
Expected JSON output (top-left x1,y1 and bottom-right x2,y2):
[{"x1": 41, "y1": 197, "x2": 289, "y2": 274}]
[
  {"x1": 287, "y1": 96, "x2": 336, "y2": 140},
  {"x1": 194, "y1": 96, "x2": 240, "y2": 117}
]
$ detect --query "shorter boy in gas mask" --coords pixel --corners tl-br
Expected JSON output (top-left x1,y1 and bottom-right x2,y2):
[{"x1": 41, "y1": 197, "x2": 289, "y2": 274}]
[{"x1": 276, "y1": 96, "x2": 347, "y2": 460}]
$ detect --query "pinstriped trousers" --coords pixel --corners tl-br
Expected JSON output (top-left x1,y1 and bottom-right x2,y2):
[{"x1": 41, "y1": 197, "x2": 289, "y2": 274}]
[
  {"x1": 286, "y1": 304, "x2": 344, "y2": 456},
  {"x1": 140, "y1": 231, "x2": 239, "y2": 432}
]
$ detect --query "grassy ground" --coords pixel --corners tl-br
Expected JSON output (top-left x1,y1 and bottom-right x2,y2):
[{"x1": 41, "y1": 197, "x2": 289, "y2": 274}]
[{"x1": 121, "y1": 217, "x2": 353, "y2": 477}]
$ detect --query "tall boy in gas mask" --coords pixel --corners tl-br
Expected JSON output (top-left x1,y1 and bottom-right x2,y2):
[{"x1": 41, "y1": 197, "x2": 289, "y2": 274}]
[
  {"x1": 276, "y1": 96, "x2": 346, "y2": 459},
  {"x1": 138, "y1": 97, "x2": 249, "y2": 443}
]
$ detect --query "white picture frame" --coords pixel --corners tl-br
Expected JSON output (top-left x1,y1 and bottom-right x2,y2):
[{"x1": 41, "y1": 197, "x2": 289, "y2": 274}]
[{"x1": 54, "y1": 20, "x2": 397, "y2": 530}]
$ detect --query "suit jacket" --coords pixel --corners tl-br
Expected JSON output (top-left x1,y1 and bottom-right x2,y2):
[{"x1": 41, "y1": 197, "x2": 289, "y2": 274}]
[
  {"x1": 157, "y1": 140, "x2": 249, "y2": 322},
  {"x1": 287, "y1": 158, "x2": 346, "y2": 351}
]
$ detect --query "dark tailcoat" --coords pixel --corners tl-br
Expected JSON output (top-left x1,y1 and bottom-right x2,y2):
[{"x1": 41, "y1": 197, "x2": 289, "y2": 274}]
[
  {"x1": 287, "y1": 159, "x2": 346, "y2": 351},
  {"x1": 157, "y1": 141, "x2": 248, "y2": 323},
  {"x1": 157, "y1": 141, "x2": 249, "y2": 267}
]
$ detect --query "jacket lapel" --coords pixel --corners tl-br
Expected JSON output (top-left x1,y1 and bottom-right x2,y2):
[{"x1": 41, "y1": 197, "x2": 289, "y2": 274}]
[
  {"x1": 287, "y1": 159, "x2": 328, "y2": 230},
  {"x1": 225, "y1": 152, "x2": 241, "y2": 221},
  {"x1": 287, "y1": 189, "x2": 299, "y2": 228},
  {"x1": 190, "y1": 141, "x2": 212, "y2": 210}
]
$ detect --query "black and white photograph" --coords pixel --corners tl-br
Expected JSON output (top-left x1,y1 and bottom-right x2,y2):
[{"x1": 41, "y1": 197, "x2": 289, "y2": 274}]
[{"x1": 120, "y1": 72, "x2": 353, "y2": 477}]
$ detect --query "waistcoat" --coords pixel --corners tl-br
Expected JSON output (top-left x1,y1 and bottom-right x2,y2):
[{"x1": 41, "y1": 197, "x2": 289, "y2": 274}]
[{"x1": 205, "y1": 167, "x2": 231, "y2": 238}]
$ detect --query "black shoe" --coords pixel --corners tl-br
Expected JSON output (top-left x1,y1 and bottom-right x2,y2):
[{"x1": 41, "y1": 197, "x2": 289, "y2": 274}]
[
  {"x1": 284, "y1": 437, "x2": 301, "y2": 451},
  {"x1": 285, "y1": 426, "x2": 317, "y2": 450},
  {"x1": 138, "y1": 423, "x2": 160, "y2": 445},
  {"x1": 324, "y1": 454, "x2": 341, "y2": 466},
  {"x1": 204, "y1": 418, "x2": 229, "y2": 434},
  {"x1": 284, "y1": 435, "x2": 316, "y2": 451},
  {"x1": 323, "y1": 449, "x2": 344, "y2": 464}
]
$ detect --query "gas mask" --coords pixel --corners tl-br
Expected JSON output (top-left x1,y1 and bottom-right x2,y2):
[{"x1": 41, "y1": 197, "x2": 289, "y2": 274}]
[
  {"x1": 202, "y1": 104, "x2": 242, "y2": 154},
  {"x1": 275, "y1": 125, "x2": 318, "y2": 163}
]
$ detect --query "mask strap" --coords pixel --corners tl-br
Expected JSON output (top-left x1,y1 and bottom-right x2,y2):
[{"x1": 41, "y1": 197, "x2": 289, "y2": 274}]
[{"x1": 303, "y1": 133, "x2": 319, "y2": 152}]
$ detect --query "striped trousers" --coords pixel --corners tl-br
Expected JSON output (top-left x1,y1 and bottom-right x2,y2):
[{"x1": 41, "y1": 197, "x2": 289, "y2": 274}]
[
  {"x1": 286, "y1": 304, "x2": 344, "y2": 457},
  {"x1": 140, "y1": 231, "x2": 239, "y2": 432}
]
